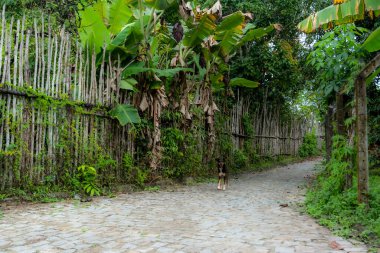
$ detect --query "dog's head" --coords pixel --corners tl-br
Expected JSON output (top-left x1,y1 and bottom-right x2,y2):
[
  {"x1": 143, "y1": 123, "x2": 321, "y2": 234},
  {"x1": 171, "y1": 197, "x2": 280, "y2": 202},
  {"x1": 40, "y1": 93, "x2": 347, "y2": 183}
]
[{"x1": 216, "y1": 158, "x2": 224, "y2": 168}]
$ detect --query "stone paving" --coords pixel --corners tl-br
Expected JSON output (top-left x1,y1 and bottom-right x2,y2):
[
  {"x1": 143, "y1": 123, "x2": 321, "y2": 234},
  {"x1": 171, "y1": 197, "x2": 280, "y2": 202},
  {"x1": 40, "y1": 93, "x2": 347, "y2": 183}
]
[{"x1": 0, "y1": 160, "x2": 369, "y2": 253}]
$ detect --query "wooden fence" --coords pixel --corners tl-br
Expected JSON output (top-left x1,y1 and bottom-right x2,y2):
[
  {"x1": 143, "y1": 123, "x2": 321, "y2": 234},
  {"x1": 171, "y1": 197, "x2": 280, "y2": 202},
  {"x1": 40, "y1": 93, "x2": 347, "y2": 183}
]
[
  {"x1": 227, "y1": 96, "x2": 319, "y2": 156},
  {"x1": 0, "y1": 9, "x2": 133, "y2": 190}
]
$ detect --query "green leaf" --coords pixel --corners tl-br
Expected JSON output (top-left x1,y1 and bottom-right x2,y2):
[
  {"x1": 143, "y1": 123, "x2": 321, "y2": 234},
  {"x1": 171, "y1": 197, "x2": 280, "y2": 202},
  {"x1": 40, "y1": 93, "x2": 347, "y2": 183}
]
[
  {"x1": 216, "y1": 12, "x2": 244, "y2": 33},
  {"x1": 93, "y1": 1, "x2": 110, "y2": 25},
  {"x1": 122, "y1": 62, "x2": 151, "y2": 77},
  {"x1": 109, "y1": 104, "x2": 141, "y2": 125},
  {"x1": 243, "y1": 23, "x2": 256, "y2": 34},
  {"x1": 238, "y1": 25, "x2": 274, "y2": 46},
  {"x1": 79, "y1": 4, "x2": 111, "y2": 53},
  {"x1": 145, "y1": 0, "x2": 176, "y2": 10},
  {"x1": 362, "y1": 26, "x2": 380, "y2": 52},
  {"x1": 154, "y1": 68, "x2": 193, "y2": 78},
  {"x1": 229, "y1": 78, "x2": 259, "y2": 88},
  {"x1": 193, "y1": 54, "x2": 206, "y2": 80},
  {"x1": 210, "y1": 73, "x2": 224, "y2": 88},
  {"x1": 111, "y1": 24, "x2": 133, "y2": 46},
  {"x1": 215, "y1": 12, "x2": 244, "y2": 56},
  {"x1": 365, "y1": 0, "x2": 380, "y2": 11},
  {"x1": 183, "y1": 14, "x2": 217, "y2": 47},
  {"x1": 109, "y1": 0, "x2": 133, "y2": 34},
  {"x1": 120, "y1": 78, "x2": 138, "y2": 91},
  {"x1": 366, "y1": 66, "x2": 380, "y2": 84}
]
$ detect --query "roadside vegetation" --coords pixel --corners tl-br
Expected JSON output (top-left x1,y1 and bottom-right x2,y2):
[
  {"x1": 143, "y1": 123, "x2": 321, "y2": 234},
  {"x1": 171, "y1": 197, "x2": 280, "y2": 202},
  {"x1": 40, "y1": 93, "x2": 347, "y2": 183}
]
[{"x1": 0, "y1": 1, "x2": 379, "y2": 250}]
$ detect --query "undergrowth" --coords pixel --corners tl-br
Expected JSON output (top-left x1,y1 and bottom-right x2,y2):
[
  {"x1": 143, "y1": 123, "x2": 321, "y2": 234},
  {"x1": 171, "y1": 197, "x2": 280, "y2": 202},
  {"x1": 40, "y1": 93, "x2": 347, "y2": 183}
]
[{"x1": 305, "y1": 136, "x2": 380, "y2": 250}]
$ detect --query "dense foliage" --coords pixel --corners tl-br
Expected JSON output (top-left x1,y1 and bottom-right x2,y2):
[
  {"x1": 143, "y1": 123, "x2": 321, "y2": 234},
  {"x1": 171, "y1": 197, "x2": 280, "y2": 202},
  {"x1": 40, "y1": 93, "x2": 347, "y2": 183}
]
[
  {"x1": 0, "y1": 3, "x2": 379, "y2": 249},
  {"x1": 298, "y1": 132, "x2": 319, "y2": 158}
]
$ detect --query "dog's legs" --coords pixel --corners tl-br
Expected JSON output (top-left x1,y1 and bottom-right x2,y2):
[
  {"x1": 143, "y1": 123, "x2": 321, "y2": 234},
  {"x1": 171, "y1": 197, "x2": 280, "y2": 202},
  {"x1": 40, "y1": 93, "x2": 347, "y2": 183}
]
[
  {"x1": 223, "y1": 175, "x2": 228, "y2": 190},
  {"x1": 217, "y1": 176, "x2": 222, "y2": 190}
]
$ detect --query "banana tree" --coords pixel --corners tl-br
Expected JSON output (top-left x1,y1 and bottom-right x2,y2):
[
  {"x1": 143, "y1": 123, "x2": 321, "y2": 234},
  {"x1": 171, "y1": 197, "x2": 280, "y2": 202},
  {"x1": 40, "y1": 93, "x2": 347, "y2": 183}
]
[
  {"x1": 78, "y1": 0, "x2": 141, "y2": 125},
  {"x1": 298, "y1": 0, "x2": 380, "y2": 206},
  {"x1": 79, "y1": 0, "x2": 189, "y2": 170},
  {"x1": 173, "y1": 0, "x2": 279, "y2": 162}
]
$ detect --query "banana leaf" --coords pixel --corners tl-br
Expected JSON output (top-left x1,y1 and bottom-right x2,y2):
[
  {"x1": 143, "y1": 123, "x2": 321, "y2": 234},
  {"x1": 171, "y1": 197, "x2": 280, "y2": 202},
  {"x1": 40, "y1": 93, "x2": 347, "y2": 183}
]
[
  {"x1": 109, "y1": 104, "x2": 141, "y2": 125},
  {"x1": 183, "y1": 14, "x2": 217, "y2": 47},
  {"x1": 362, "y1": 26, "x2": 380, "y2": 52},
  {"x1": 109, "y1": 0, "x2": 133, "y2": 34},
  {"x1": 298, "y1": 0, "x2": 380, "y2": 33},
  {"x1": 145, "y1": 0, "x2": 177, "y2": 10},
  {"x1": 120, "y1": 78, "x2": 138, "y2": 91},
  {"x1": 79, "y1": 3, "x2": 111, "y2": 54},
  {"x1": 238, "y1": 25, "x2": 275, "y2": 46},
  {"x1": 229, "y1": 78, "x2": 259, "y2": 88},
  {"x1": 214, "y1": 12, "x2": 244, "y2": 56},
  {"x1": 366, "y1": 66, "x2": 380, "y2": 84}
]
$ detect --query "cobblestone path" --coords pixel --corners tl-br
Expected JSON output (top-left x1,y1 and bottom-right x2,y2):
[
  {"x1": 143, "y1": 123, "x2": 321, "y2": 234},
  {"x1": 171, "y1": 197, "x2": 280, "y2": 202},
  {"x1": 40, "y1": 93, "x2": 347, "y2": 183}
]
[{"x1": 0, "y1": 160, "x2": 368, "y2": 253}]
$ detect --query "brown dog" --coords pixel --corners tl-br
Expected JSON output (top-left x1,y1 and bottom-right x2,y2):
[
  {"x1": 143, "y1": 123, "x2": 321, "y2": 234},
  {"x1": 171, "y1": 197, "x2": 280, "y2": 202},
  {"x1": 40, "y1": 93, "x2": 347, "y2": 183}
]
[{"x1": 216, "y1": 158, "x2": 228, "y2": 190}]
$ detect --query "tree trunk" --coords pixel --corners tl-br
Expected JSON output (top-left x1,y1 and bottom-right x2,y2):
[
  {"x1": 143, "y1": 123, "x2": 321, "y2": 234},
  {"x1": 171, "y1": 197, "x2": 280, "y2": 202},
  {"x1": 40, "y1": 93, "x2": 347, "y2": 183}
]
[
  {"x1": 336, "y1": 91, "x2": 352, "y2": 189},
  {"x1": 355, "y1": 53, "x2": 380, "y2": 206},
  {"x1": 325, "y1": 105, "x2": 334, "y2": 162},
  {"x1": 335, "y1": 92, "x2": 345, "y2": 136}
]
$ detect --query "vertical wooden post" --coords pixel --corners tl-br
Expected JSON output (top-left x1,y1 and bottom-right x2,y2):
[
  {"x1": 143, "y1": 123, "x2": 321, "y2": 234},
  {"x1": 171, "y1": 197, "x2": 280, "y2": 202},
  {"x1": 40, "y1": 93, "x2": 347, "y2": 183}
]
[
  {"x1": 325, "y1": 105, "x2": 334, "y2": 162},
  {"x1": 355, "y1": 76, "x2": 369, "y2": 205}
]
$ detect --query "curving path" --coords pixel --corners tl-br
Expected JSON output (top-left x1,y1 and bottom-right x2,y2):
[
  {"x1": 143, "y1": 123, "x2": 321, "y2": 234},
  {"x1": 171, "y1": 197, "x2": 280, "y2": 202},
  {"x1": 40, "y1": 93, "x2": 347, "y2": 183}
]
[{"x1": 0, "y1": 160, "x2": 368, "y2": 253}]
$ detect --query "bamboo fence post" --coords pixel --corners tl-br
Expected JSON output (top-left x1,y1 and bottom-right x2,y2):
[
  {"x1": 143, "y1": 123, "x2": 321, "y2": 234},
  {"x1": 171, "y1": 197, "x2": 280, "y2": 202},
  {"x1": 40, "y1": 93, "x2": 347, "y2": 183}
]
[
  {"x1": 0, "y1": 6, "x2": 5, "y2": 80},
  {"x1": 41, "y1": 14, "x2": 45, "y2": 92},
  {"x1": 33, "y1": 18, "x2": 39, "y2": 89},
  {"x1": 73, "y1": 41, "x2": 79, "y2": 100},
  {"x1": 52, "y1": 35, "x2": 58, "y2": 96},
  {"x1": 18, "y1": 16, "x2": 25, "y2": 87},
  {"x1": 46, "y1": 18, "x2": 52, "y2": 95},
  {"x1": 13, "y1": 19, "x2": 19, "y2": 87}
]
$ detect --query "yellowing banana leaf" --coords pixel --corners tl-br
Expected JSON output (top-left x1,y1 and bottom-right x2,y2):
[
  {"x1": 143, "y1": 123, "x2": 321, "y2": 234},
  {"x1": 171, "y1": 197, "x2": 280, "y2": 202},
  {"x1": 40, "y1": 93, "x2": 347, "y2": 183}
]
[
  {"x1": 229, "y1": 78, "x2": 259, "y2": 88},
  {"x1": 297, "y1": 16, "x2": 314, "y2": 33},
  {"x1": 362, "y1": 26, "x2": 380, "y2": 52},
  {"x1": 183, "y1": 14, "x2": 217, "y2": 47},
  {"x1": 109, "y1": 104, "x2": 141, "y2": 125},
  {"x1": 338, "y1": 0, "x2": 364, "y2": 24},
  {"x1": 216, "y1": 12, "x2": 245, "y2": 32},
  {"x1": 298, "y1": 0, "x2": 379, "y2": 33},
  {"x1": 215, "y1": 12, "x2": 245, "y2": 56},
  {"x1": 313, "y1": 5, "x2": 341, "y2": 29}
]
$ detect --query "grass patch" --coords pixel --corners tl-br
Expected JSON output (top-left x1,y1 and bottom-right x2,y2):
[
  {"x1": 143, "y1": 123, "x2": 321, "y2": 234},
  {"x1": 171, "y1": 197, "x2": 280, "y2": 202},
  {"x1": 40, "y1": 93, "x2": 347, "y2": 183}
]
[{"x1": 305, "y1": 172, "x2": 380, "y2": 250}]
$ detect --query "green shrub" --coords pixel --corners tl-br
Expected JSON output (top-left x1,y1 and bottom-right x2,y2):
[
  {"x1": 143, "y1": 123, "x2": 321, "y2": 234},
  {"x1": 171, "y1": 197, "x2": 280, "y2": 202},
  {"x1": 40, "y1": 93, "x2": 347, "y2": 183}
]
[
  {"x1": 123, "y1": 153, "x2": 134, "y2": 171},
  {"x1": 232, "y1": 149, "x2": 249, "y2": 172},
  {"x1": 299, "y1": 132, "x2": 319, "y2": 157},
  {"x1": 122, "y1": 153, "x2": 148, "y2": 188},
  {"x1": 74, "y1": 165, "x2": 101, "y2": 196}
]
